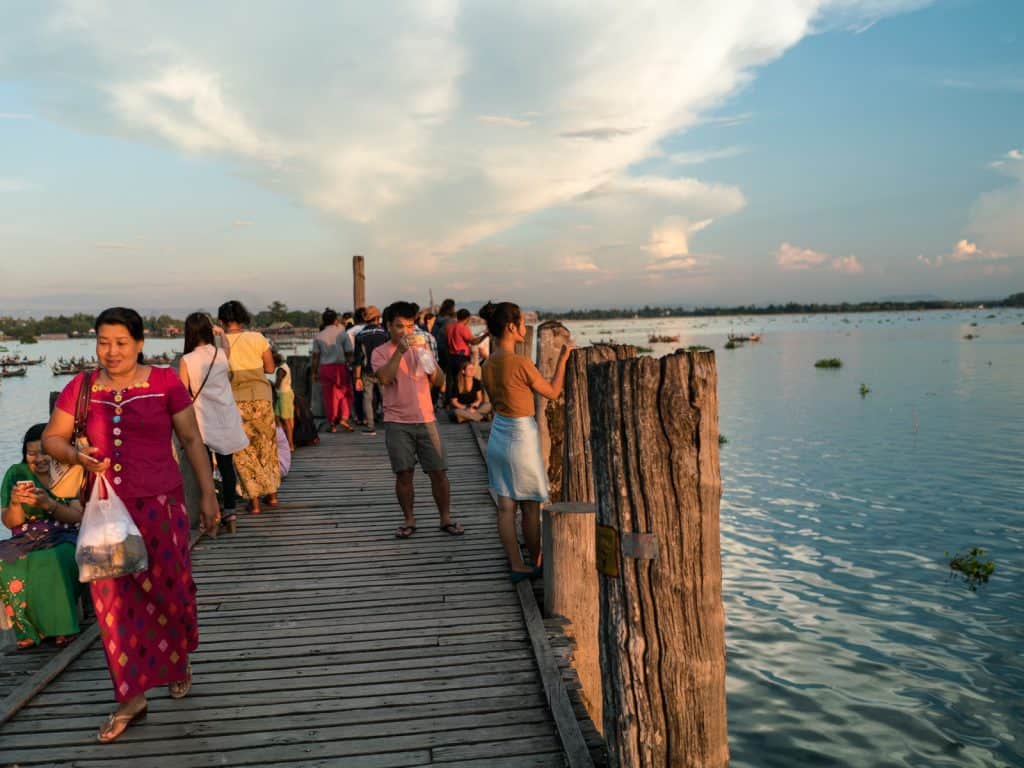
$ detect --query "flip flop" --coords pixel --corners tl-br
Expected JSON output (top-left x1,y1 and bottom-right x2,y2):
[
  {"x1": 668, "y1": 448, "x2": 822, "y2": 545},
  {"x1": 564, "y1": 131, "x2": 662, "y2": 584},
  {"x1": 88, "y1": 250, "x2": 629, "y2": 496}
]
[
  {"x1": 97, "y1": 704, "x2": 148, "y2": 743},
  {"x1": 439, "y1": 522, "x2": 465, "y2": 536},
  {"x1": 395, "y1": 524, "x2": 417, "y2": 539}
]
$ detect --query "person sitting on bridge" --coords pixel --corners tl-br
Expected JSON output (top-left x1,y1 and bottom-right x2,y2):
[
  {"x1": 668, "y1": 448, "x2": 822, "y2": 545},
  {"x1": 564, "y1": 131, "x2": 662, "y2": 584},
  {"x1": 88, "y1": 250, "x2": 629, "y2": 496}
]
[{"x1": 373, "y1": 301, "x2": 464, "y2": 539}]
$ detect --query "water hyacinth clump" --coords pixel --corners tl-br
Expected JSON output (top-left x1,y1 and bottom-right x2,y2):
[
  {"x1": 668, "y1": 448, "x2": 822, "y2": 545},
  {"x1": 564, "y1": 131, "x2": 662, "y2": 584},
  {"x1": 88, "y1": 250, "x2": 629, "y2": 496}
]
[
  {"x1": 814, "y1": 358, "x2": 842, "y2": 368},
  {"x1": 948, "y1": 548, "x2": 996, "y2": 591}
]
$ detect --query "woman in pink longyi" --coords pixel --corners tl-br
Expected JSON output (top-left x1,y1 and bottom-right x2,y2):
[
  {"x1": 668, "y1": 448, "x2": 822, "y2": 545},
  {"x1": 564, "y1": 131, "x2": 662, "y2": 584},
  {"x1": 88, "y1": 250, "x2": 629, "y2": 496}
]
[{"x1": 43, "y1": 307, "x2": 219, "y2": 744}]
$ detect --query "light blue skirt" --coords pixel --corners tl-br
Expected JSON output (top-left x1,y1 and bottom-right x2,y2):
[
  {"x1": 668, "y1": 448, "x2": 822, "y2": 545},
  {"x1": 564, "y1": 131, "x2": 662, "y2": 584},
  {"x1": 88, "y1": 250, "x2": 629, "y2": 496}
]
[{"x1": 486, "y1": 414, "x2": 549, "y2": 502}]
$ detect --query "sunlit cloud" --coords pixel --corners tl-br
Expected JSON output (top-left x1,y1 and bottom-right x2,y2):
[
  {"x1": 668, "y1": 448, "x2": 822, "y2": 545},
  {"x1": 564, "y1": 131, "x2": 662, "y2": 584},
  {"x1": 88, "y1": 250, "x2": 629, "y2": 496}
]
[
  {"x1": 477, "y1": 115, "x2": 533, "y2": 128},
  {"x1": 0, "y1": 0, "x2": 939, "y2": 306},
  {"x1": 776, "y1": 242, "x2": 829, "y2": 270},
  {"x1": 777, "y1": 242, "x2": 864, "y2": 274},
  {"x1": 669, "y1": 147, "x2": 746, "y2": 165},
  {"x1": 917, "y1": 239, "x2": 1007, "y2": 268}
]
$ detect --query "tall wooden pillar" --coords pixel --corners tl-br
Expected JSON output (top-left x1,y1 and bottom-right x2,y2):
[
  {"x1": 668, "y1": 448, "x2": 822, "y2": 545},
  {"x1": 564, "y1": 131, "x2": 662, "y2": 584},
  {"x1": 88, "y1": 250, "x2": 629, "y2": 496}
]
[
  {"x1": 589, "y1": 350, "x2": 728, "y2": 768},
  {"x1": 546, "y1": 343, "x2": 636, "y2": 735},
  {"x1": 353, "y1": 255, "x2": 366, "y2": 310}
]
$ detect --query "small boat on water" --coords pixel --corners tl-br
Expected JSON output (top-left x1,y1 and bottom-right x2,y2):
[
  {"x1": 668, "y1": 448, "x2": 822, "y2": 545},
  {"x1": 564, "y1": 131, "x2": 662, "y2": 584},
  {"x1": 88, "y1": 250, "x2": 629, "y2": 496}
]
[
  {"x1": 1, "y1": 355, "x2": 46, "y2": 366},
  {"x1": 0, "y1": 367, "x2": 27, "y2": 378},
  {"x1": 52, "y1": 357, "x2": 98, "y2": 376},
  {"x1": 648, "y1": 334, "x2": 681, "y2": 344},
  {"x1": 143, "y1": 353, "x2": 174, "y2": 366},
  {"x1": 728, "y1": 332, "x2": 762, "y2": 343}
]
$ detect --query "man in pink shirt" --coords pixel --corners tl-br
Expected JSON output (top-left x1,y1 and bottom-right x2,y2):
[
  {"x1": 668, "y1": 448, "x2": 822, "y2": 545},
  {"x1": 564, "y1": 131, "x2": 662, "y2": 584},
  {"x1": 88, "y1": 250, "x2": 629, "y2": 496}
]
[{"x1": 373, "y1": 301, "x2": 465, "y2": 539}]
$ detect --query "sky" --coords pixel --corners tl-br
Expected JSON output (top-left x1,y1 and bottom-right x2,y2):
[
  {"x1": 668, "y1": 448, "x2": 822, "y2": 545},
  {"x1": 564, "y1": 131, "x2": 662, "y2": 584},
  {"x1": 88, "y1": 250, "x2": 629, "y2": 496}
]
[{"x1": 0, "y1": 0, "x2": 1021, "y2": 315}]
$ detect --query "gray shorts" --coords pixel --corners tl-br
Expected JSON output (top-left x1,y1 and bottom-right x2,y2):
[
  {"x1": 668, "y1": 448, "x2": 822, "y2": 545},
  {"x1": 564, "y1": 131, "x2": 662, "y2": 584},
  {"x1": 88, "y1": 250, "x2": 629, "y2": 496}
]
[{"x1": 385, "y1": 422, "x2": 448, "y2": 474}]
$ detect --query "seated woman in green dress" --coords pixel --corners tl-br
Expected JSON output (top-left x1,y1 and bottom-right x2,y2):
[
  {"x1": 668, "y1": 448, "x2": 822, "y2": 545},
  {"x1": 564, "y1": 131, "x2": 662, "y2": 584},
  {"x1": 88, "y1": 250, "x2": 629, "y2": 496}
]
[{"x1": 1, "y1": 423, "x2": 84, "y2": 649}]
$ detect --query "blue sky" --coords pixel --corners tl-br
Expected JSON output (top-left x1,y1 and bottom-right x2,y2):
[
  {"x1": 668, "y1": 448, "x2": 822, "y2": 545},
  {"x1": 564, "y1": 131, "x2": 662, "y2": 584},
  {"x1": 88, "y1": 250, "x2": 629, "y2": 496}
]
[{"x1": 0, "y1": 0, "x2": 1021, "y2": 314}]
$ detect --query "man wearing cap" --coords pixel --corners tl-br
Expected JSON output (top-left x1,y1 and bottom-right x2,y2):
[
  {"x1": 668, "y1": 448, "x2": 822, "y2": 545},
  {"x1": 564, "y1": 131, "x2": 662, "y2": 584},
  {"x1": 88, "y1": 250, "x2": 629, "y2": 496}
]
[{"x1": 352, "y1": 305, "x2": 388, "y2": 436}]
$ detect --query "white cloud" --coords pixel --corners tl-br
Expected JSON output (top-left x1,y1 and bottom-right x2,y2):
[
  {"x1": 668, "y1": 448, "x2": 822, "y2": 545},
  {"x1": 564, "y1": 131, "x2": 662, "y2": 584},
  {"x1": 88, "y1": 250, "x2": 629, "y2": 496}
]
[
  {"x1": 776, "y1": 242, "x2": 829, "y2": 270},
  {"x1": 669, "y1": 147, "x2": 746, "y2": 165},
  {"x1": 0, "y1": 1, "x2": 935, "y2": 300},
  {"x1": 777, "y1": 242, "x2": 864, "y2": 274},
  {"x1": 832, "y1": 254, "x2": 864, "y2": 274},
  {"x1": 478, "y1": 115, "x2": 533, "y2": 128},
  {"x1": 917, "y1": 238, "x2": 1008, "y2": 268}
]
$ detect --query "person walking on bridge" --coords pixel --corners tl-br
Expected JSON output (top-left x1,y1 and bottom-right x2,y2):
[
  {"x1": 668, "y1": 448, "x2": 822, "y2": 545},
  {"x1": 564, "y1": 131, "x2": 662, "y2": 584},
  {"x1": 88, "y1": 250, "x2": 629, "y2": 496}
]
[{"x1": 373, "y1": 301, "x2": 464, "y2": 539}]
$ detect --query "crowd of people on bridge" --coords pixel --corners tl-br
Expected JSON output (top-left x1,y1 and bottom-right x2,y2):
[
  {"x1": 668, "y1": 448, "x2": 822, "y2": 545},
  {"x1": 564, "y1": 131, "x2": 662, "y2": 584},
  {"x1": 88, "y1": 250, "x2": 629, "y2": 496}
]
[{"x1": 0, "y1": 297, "x2": 571, "y2": 743}]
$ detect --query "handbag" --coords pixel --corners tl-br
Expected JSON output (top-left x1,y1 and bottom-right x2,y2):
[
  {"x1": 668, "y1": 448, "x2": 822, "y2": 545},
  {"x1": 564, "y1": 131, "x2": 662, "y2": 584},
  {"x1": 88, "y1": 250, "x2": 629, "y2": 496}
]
[
  {"x1": 75, "y1": 473, "x2": 148, "y2": 582},
  {"x1": 49, "y1": 370, "x2": 95, "y2": 499}
]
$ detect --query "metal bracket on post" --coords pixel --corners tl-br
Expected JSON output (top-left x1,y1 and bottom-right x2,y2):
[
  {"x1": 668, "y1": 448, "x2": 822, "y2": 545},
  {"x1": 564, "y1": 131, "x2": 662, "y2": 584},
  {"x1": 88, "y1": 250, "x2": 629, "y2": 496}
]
[{"x1": 621, "y1": 532, "x2": 659, "y2": 560}]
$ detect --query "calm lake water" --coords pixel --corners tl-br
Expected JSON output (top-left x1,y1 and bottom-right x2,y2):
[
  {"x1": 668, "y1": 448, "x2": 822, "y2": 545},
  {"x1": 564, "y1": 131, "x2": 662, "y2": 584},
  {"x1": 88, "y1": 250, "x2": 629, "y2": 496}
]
[{"x1": 1, "y1": 310, "x2": 1022, "y2": 766}]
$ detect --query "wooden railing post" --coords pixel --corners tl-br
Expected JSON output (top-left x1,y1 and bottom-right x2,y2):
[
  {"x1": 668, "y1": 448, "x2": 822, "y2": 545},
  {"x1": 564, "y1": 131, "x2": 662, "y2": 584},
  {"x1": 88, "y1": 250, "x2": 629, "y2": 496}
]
[
  {"x1": 534, "y1": 320, "x2": 572, "y2": 496},
  {"x1": 514, "y1": 324, "x2": 535, "y2": 359},
  {"x1": 353, "y1": 254, "x2": 366, "y2": 310},
  {"x1": 544, "y1": 343, "x2": 636, "y2": 735},
  {"x1": 588, "y1": 350, "x2": 728, "y2": 768}
]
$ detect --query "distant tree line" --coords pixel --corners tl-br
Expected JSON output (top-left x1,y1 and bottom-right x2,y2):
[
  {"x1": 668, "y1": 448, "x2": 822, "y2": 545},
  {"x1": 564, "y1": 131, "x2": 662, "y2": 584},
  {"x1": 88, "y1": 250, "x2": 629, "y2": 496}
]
[
  {"x1": 0, "y1": 301, "x2": 327, "y2": 339},
  {"x1": 3, "y1": 293, "x2": 1021, "y2": 339},
  {"x1": 539, "y1": 293, "x2": 1024, "y2": 321}
]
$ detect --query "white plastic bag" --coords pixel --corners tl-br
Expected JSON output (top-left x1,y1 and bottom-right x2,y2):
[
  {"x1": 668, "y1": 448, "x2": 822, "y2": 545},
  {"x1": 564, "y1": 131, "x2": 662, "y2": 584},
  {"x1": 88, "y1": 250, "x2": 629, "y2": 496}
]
[{"x1": 76, "y1": 473, "x2": 149, "y2": 582}]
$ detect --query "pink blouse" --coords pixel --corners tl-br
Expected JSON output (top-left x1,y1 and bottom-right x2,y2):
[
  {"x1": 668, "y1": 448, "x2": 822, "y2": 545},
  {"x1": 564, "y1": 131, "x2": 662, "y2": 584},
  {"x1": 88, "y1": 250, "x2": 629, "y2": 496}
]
[{"x1": 55, "y1": 367, "x2": 193, "y2": 499}]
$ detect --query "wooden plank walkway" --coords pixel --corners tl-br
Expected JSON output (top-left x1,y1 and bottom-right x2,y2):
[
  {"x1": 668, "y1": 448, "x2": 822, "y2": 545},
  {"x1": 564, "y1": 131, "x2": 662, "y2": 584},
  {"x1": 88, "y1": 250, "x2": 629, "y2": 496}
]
[{"x1": 0, "y1": 422, "x2": 568, "y2": 767}]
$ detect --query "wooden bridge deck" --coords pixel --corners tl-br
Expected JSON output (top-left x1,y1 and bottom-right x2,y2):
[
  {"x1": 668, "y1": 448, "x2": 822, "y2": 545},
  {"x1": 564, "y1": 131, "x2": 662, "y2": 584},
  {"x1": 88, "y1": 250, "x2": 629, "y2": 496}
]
[{"x1": 0, "y1": 422, "x2": 567, "y2": 767}]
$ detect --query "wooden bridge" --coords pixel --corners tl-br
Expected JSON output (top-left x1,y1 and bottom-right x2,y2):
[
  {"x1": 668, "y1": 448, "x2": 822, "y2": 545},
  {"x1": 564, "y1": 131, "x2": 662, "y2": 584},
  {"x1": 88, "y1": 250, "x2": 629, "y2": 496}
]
[{"x1": 0, "y1": 422, "x2": 596, "y2": 767}]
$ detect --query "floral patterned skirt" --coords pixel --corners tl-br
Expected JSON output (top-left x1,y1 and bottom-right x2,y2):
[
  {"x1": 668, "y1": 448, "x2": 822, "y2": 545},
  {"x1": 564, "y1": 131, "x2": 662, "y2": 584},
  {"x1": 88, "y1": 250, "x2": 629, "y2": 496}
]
[
  {"x1": 91, "y1": 488, "x2": 198, "y2": 702},
  {"x1": 233, "y1": 399, "x2": 282, "y2": 499},
  {"x1": 0, "y1": 537, "x2": 81, "y2": 645}
]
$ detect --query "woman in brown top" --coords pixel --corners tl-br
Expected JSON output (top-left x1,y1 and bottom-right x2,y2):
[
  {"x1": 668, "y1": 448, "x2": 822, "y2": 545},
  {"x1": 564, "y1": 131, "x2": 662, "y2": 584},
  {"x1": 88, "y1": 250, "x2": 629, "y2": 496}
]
[{"x1": 479, "y1": 302, "x2": 572, "y2": 582}]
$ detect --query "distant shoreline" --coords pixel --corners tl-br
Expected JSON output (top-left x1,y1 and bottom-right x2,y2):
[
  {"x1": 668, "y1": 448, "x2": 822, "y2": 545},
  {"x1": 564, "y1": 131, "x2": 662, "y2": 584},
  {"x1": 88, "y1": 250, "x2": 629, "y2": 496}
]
[
  {"x1": 538, "y1": 294, "x2": 1024, "y2": 321},
  {"x1": 2, "y1": 293, "x2": 1021, "y2": 340}
]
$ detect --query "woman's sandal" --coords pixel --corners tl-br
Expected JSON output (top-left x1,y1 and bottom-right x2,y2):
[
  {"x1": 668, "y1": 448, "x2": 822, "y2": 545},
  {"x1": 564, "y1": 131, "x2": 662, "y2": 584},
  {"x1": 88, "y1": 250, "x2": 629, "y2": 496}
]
[
  {"x1": 221, "y1": 512, "x2": 238, "y2": 534},
  {"x1": 97, "y1": 704, "x2": 148, "y2": 743},
  {"x1": 439, "y1": 522, "x2": 465, "y2": 536},
  {"x1": 168, "y1": 664, "x2": 192, "y2": 699},
  {"x1": 16, "y1": 638, "x2": 35, "y2": 650},
  {"x1": 395, "y1": 524, "x2": 417, "y2": 539},
  {"x1": 54, "y1": 634, "x2": 77, "y2": 647}
]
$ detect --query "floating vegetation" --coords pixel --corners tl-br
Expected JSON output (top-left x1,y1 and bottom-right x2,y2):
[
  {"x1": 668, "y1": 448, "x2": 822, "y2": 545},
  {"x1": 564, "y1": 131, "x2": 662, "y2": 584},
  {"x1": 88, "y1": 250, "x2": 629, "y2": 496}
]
[
  {"x1": 947, "y1": 547, "x2": 995, "y2": 591},
  {"x1": 718, "y1": 435, "x2": 728, "y2": 445},
  {"x1": 724, "y1": 340, "x2": 739, "y2": 350},
  {"x1": 969, "y1": 322, "x2": 978, "y2": 327},
  {"x1": 687, "y1": 345, "x2": 711, "y2": 352},
  {"x1": 17, "y1": 334, "x2": 38, "y2": 344},
  {"x1": 859, "y1": 383, "x2": 871, "y2": 397},
  {"x1": 814, "y1": 358, "x2": 842, "y2": 369},
  {"x1": 648, "y1": 334, "x2": 680, "y2": 343},
  {"x1": 637, "y1": 346, "x2": 654, "y2": 354},
  {"x1": 963, "y1": 333, "x2": 979, "y2": 340}
]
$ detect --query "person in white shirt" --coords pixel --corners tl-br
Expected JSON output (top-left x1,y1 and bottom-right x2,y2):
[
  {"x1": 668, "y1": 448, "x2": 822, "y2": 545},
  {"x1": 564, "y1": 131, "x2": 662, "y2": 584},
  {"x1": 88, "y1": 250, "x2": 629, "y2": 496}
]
[{"x1": 179, "y1": 313, "x2": 250, "y2": 533}]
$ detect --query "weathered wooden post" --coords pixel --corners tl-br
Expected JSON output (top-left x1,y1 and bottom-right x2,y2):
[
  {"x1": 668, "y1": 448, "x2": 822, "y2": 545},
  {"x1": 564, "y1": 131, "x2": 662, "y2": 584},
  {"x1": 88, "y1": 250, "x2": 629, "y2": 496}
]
[
  {"x1": 514, "y1": 324, "x2": 535, "y2": 359},
  {"x1": 544, "y1": 343, "x2": 636, "y2": 735},
  {"x1": 534, "y1": 320, "x2": 573, "y2": 493},
  {"x1": 588, "y1": 350, "x2": 727, "y2": 768},
  {"x1": 353, "y1": 254, "x2": 366, "y2": 310}
]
